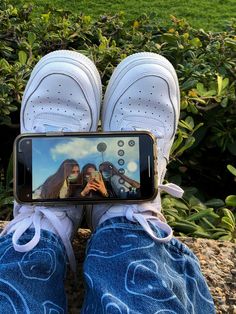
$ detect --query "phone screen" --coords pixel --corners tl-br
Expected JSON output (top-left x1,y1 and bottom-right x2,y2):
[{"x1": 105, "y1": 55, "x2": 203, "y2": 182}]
[{"x1": 15, "y1": 132, "x2": 157, "y2": 203}]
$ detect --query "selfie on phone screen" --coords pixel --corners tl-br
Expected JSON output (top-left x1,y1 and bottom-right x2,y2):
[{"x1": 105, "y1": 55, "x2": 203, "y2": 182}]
[{"x1": 31, "y1": 136, "x2": 141, "y2": 200}]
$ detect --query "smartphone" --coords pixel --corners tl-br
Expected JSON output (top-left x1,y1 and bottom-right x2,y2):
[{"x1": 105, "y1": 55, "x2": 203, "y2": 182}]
[
  {"x1": 14, "y1": 131, "x2": 158, "y2": 204},
  {"x1": 90, "y1": 171, "x2": 101, "y2": 182}
]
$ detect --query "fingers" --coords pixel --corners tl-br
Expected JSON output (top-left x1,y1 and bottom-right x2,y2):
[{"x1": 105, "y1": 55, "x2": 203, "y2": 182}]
[{"x1": 88, "y1": 182, "x2": 100, "y2": 190}]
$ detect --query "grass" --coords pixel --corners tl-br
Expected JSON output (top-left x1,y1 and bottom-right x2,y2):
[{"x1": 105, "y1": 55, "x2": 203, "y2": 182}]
[{"x1": 14, "y1": 0, "x2": 236, "y2": 31}]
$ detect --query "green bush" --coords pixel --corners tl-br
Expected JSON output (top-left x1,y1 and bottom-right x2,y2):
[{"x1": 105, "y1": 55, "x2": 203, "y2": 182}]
[
  {"x1": 0, "y1": 0, "x2": 235, "y2": 240},
  {"x1": 162, "y1": 190, "x2": 236, "y2": 242}
]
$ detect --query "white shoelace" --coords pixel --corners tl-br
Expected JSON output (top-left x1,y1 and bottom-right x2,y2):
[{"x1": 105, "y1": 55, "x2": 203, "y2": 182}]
[
  {"x1": 158, "y1": 182, "x2": 184, "y2": 198},
  {"x1": 101, "y1": 126, "x2": 184, "y2": 242},
  {"x1": 99, "y1": 183, "x2": 184, "y2": 242},
  {"x1": 0, "y1": 206, "x2": 76, "y2": 272}
]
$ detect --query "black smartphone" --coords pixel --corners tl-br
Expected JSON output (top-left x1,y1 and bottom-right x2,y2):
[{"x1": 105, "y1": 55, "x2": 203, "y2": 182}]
[{"x1": 14, "y1": 131, "x2": 158, "y2": 204}]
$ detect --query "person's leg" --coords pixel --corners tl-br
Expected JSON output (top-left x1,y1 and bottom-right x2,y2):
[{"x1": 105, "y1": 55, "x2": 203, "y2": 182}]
[
  {"x1": 83, "y1": 219, "x2": 215, "y2": 314},
  {"x1": 0, "y1": 229, "x2": 67, "y2": 313},
  {"x1": 83, "y1": 53, "x2": 215, "y2": 313},
  {"x1": 0, "y1": 50, "x2": 101, "y2": 313}
]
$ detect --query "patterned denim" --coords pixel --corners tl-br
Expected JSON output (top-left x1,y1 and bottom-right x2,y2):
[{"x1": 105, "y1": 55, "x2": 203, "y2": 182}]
[
  {"x1": 81, "y1": 217, "x2": 216, "y2": 314},
  {"x1": 0, "y1": 218, "x2": 216, "y2": 313},
  {"x1": 0, "y1": 229, "x2": 67, "y2": 314}
]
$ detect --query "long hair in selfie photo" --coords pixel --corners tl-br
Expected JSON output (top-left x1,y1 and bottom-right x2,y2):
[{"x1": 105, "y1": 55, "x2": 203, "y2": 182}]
[{"x1": 40, "y1": 159, "x2": 80, "y2": 199}]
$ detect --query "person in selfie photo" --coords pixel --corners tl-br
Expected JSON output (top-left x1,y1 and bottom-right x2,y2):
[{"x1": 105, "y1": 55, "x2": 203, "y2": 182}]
[
  {"x1": 34, "y1": 159, "x2": 81, "y2": 199},
  {"x1": 0, "y1": 50, "x2": 216, "y2": 314},
  {"x1": 99, "y1": 161, "x2": 140, "y2": 198},
  {"x1": 79, "y1": 163, "x2": 111, "y2": 198}
]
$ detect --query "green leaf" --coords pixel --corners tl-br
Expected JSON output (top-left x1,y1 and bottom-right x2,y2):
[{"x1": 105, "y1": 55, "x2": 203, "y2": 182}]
[
  {"x1": 222, "y1": 78, "x2": 229, "y2": 90},
  {"x1": 196, "y1": 83, "x2": 206, "y2": 96},
  {"x1": 218, "y1": 234, "x2": 232, "y2": 241},
  {"x1": 171, "y1": 133, "x2": 183, "y2": 154},
  {"x1": 211, "y1": 231, "x2": 230, "y2": 240},
  {"x1": 171, "y1": 222, "x2": 198, "y2": 233},
  {"x1": 189, "y1": 103, "x2": 199, "y2": 114},
  {"x1": 165, "y1": 215, "x2": 175, "y2": 223},
  {"x1": 192, "y1": 122, "x2": 204, "y2": 134},
  {"x1": 170, "y1": 198, "x2": 189, "y2": 210},
  {"x1": 7, "y1": 105, "x2": 18, "y2": 112},
  {"x1": 185, "y1": 116, "x2": 194, "y2": 129},
  {"x1": 203, "y1": 89, "x2": 216, "y2": 97},
  {"x1": 178, "y1": 120, "x2": 193, "y2": 131},
  {"x1": 189, "y1": 37, "x2": 202, "y2": 48},
  {"x1": 225, "y1": 195, "x2": 236, "y2": 207},
  {"x1": 221, "y1": 208, "x2": 235, "y2": 224},
  {"x1": 27, "y1": 32, "x2": 37, "y2": 46},
  {"x1": 204, "y1": 198, "x2": 225, "y2": 208},
  {"x1": 2, "y1": 108, "x2": 10, "y2": 115},
  {"x1": 191, "y1": 97, "x2": 207, "y2": 105},
  {"x1": 163, "y1": 210, "x2": 181, "y2": 221},
  {"x1": 201, "y1": 217, "x2": 217, "y2": 229},
  {"x1": 175, "y1": 136, "x2": 195, "y2": 156},
  {"x1": 217, "y1": 74, "x2": 223, "y2": 96},
  {"x1": 18, "y1": 51, "x2": 27, "y2": 65},
  {"x1": 221, "y1": 97, "x2": 228, "y2": 107},
  {"x1": 0, "y1": 59, "x2": 10, "y2": 70},
  {"x1": 181, "y1": 79, "x2": 198, "y2": 91},
  {"x1": 11, "y1": 7, "x2": 18, "y2": 15},
  {"x1": 193, "y1": 231, "x2": 211, "y2": 238},
  {"x1": 221, "y1": 217, "x2": 235, "y2": 232},
  {"x1": 180, "y1": 99, "x2": 188, "y2": 110},
  {"x1": 225, "y1": 38, "x2": 236, "y2": 48},
  {"x1": 0, "y1": 196, "x2": 13, "y2": 206},
  {"x1": 82, "y1": 15, "x2": 92, "y2": 24},
  {"x1": 41, "y1": 13, "x2": 50, "y2": 23},
  {"x1": 188, "y1": 195, "x2": 203, "y2": 207},
  {"x1": 186, "y1": 208, "x2": 216, "y2": 222},
  {"x1": 227, "y1": 164, "x2": 236, "y2": 177}
]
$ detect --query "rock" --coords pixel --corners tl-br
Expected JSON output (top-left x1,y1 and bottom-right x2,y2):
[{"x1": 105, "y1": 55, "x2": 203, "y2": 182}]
[{"x1": 229, "y1": 305, "x2": 236, "y2": 314}]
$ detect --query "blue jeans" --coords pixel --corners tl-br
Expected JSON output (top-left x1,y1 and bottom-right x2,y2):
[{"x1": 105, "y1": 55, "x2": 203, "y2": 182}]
[
  {"x1": 0, "y1": 218, "x2": 216, "y2": 313},
  {"x1": 0, "y1": 229, "x2": 67, "y2": 313},
  {"x1": 81, "y1": 217, "x2": 216, "y2": 314}
]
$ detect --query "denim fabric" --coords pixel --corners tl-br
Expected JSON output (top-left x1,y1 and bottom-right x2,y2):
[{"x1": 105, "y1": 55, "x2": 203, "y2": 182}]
[
  {"x1": 0, "y1": 218, "x2": 216, "y2": 314},
  {"x1": 0, "y1": 229, "x2": 67, "y2": 314},
  {"x1": 81, "y1": 217, "x2": 216, "y2": 314}
]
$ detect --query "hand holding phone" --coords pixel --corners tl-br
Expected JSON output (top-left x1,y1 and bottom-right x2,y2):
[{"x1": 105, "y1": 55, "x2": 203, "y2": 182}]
[
  {"x1": 80, "y1": 181, "x2": 98, "y2": 197},
  {"x1": 92, "y1": 173, "x2": 109, "y2": 197},
  {"x1": 82, "y1": 171, "x2": 108, "y2": 197}
]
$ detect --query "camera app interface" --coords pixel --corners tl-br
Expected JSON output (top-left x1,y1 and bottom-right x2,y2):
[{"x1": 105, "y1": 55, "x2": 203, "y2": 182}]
[{"x1": 32, "y1": 136, "x2": 140, "y2": 200}]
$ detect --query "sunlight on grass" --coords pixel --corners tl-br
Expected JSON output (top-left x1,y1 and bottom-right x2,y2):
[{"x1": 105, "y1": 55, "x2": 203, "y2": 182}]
[{"x1": 14, "y1": 0, "x2": 236, "y2": 31}]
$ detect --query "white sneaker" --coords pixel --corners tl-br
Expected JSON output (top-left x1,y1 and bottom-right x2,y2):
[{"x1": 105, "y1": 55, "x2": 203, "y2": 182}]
[
  {"x1": 21, "y1": 49, "x2": 101, "y2": 133},
  {"x1": 87, "y1": 52, "x2": 184, "y2": 242},
  {"x1": 1, "y1": 50, "x2": 102, "y2": 271}
]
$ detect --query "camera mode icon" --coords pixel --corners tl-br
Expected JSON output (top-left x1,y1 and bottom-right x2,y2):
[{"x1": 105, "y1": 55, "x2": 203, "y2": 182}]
[{"x1": 128, "y1": 140, "x2": 135, "y2": 147}]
